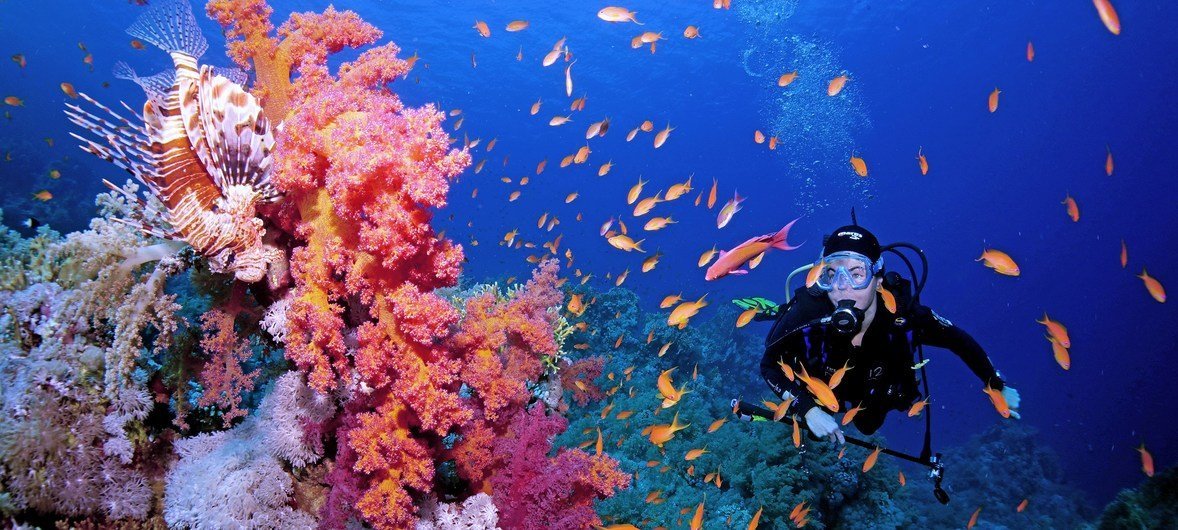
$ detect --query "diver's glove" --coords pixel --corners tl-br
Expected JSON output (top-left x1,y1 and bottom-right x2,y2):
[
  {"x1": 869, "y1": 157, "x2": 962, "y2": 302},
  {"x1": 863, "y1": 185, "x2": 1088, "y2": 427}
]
[
  {"x1": 1002, "y1": 386, "x2": 1021, "y2": 420},
  {"x1": 731, "y1": 297, "x2": 780, "y2": 321},
  {"x1": 804, "y1": 407, "x2": 845, "y2": 445}
]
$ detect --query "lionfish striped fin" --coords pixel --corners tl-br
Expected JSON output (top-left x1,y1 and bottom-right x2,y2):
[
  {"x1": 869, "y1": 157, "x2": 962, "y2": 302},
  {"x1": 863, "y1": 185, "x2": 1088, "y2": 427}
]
[
  {"x1": 192, "y1": 65, "x2": 279, "y2": 201},
  {"x1": 125, "y1": 0, "x2": 207, "y2": 59},
  {"x1": 64, "y1": 93, "x2": 157, "y2": 191},
  {"x1": 112, "y1": 61, "x2": 176, "y2": 104}
]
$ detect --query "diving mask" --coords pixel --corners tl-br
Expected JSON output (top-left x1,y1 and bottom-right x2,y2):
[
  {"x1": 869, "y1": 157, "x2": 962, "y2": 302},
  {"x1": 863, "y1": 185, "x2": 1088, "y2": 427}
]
[{"x1": 814, "y1": 251, "x2": 884, "y2": 291}]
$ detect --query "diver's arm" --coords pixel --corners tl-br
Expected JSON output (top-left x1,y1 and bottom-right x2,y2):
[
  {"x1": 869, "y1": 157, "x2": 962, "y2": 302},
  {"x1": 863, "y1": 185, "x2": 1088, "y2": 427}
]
[
  {"x1": 913, "y1": 306, "x2": 1005, "y2": 390},
  {"x1": 760, "y1": 288, "x2": 830, "y2": 414}
]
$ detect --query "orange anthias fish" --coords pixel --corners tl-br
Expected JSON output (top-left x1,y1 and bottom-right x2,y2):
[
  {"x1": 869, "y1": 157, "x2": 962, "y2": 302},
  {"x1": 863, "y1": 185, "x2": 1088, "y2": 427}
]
[
  {"x1": 647, "y1": 411, "x2": 690, "y2": 446},
  {"x1": 705, "y1": 219, "x2": 803, "y2": 280},
  {"x1": 977, "y1": 248, "x2": 1020, "y2": 276},
  {"x1": 627, "y1": 176, "x2": 647, "y2": 204},
  {"x1": 1027, "y1": 41, "x2": 1035, "y2": 62},
  {"x1": 827, "y1": 75, "x2": 848, "y2": 96},
  {"x1": 899, "y1": 471, "x2": 906, "y2": 486},
  {"x1": 1138, "y1": 443, "x2": 1154, "y2": 477},
  {"x1": 707, "y1": 178, "x2": 718, "y2": 208},
  {"x1": 1047, "y1": 335, "x2": 1070, "y2": 370},
  {"x1": 1120, "y1": 239, "x2": 1128, "y2": 268},
  {"x1": 748, "y1": 506, "x2": 763, "y2": 529},
  {"x1": 32, "y1": 190, "x2": 53, "y2": 201},
  {"x1": 684, "y1": 446, "x2": 709, "y2": 460},
  {"x1": 1016, "y1": 498, "x2": 1029, "y2": 512},
  {"x1": 907, "y1": 396, "x2": 929, "y2": 417},
  {"x1": 4, "y1": 96, "x2": 24, "y2": 107},
  {"x1": 698, "y1": 245, "x2": 718, "y2": 268},
  {"x1": 715, "y1": 190, "x2": 745, "y2": 229},
  {"x1": 1093, "y1": 0, "x2": 1121, "y2": 35},
  {"x1": 683, "y1": 25, "x2": 700, "y2": 39},
  {"x1": 849, "y1": 153, "x2": 868, "y2": 177},
  {"x1": 828, "y1": 359, "x2": 853, "y2": 389},
  {"x1": 967, "y1": 507, "x2": 981, "y2": 529},
  {"x1": 1036, "y1": 313, "x2": 1071, "y2": 348},
  {"x1": 862, "y1": 446, "x2": 882, "y2": 473},
  {"x1": 1062, "y1": 193, "x2": 1080, "y2": 222},
  {"x1": 917, "y1": 147, "x2": 929, "y2": 175},
  {"x1": 877, "y1": 284, "x2": 897, "y2": 313},
  {"x1": 1137, "y1": 268, "x2": 1166, "y2": 303},
  {"x1": 797, "y1": 364, "x2": 839, "y2": 412},
  {"x1": 60, "y1": 83, "x2": 78, "y2": 99},
  {"x1": 667, "y1": 295, "x2": 708, "y2": 327},
  {"x1": 707, "y1": 417, "x2": 727, "y2": 433},
  {"x1": 778, "y1": 71, "x2": 798, "y2": 87},
  {"x1": 661, "y1": 293, "x2": 683, "y2": 308},
  {"x1": 988, "y1": 87, "x2": 1001, "y2": 113},
  {"x1": 598, "y1": 7, "x2": 643, "y2": 24},
  {"x1": 736, "y1": 307, "x2": 758, "y2": 328},
  {"x1": 653, "y1": 123, "x2": 674, "y2": 148},
  {"x1": 841, "y1": 403, "x2": 865, "y2": 425},
  {"x1": 982, "y1": 384, "x2": 1010, "y2": 418},
  {"x1": 690, "y1": 500, "x2": 705, "y2": 530},
  {"x1": 506, "y1": 20, "x2": 529, "y2": 32},
  {"x1": 1106, "y1": 145, "x2": 1114, "y2": 175},
  {"x1": 473, "y1": 20, "x2": 490, "y2": 37}
]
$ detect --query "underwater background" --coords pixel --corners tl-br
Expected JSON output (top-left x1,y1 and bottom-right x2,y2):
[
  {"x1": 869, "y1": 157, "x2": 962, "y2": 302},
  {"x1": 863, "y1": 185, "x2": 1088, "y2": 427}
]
[{"x1": 0, "y1": 0, "x2": 1175, "y2": 528}]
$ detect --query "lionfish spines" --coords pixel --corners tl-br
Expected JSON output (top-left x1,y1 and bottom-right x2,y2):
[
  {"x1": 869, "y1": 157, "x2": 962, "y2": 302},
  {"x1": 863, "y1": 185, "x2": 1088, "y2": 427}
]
[{"x1": 66, "y1": 0, "x2": 284, "y2": 286}]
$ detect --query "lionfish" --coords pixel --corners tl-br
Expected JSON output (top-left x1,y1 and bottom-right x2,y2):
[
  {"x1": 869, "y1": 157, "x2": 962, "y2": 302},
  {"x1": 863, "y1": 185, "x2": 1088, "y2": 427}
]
[{"x1": 65, "y1": 0, "x2": 284, "y2": 286}]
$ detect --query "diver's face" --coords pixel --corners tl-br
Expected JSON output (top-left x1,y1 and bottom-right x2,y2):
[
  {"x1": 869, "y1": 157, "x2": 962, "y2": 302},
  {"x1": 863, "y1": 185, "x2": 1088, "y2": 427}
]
[{"x1": 824, "y1": 256, "x2": 879, "y2": 310}]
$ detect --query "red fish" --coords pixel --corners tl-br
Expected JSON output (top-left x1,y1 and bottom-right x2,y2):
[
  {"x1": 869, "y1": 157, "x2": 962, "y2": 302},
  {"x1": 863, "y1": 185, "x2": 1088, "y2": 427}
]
[{"x1": 705, "y1": 219, "x2": 802, "y2": 280}]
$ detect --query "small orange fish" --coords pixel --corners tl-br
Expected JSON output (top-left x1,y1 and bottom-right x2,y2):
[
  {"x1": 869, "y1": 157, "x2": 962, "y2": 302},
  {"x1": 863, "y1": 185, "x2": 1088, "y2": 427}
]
[
  {"x1": 508, "y1": 190, "x2": 521, "y2": 201},
  {"x1": 531, "y1": 98, "x2": 542, "y2": 115},
  {"x1": 828, "y1": 359, "x2": 853, "y2": 389},
  {"x1": 550, "y1": 114, "x2": 572, "y2": 126},
  {"x1": 82, "y1": 52, "x2": 93, "y2": 69},
  {"x1": 473, "y1": 20, "x2": 490, "y2": 37},
  {"x1": 598, "y1": 7, "x2": 642, "y2": 24},
  {"x1": 977, "y1": 248, "x2": 1020, "y2": 276},
  {"x1": 4, "y1": 96, "x2": 24, "y2": 107},
  {"x1": 683, "y1": 25, "x2": 700, "y2": 39},
  {"x1": 130, "y1": 39, "x2": 145, "y2": 50},
  {"x1": 827, "y1": 75, "x2": 848, "y2": 96},
  {"x1": 1138, "y1": 443, "x2": 1154, "y2": 477},
  {"x1": 768, "y1": 136, "x2": 778, "y2": 150},
  {"x1": 797, "y1": 365, "x2": 839, "y2": 412},
  {"x1": 754, "y1": 130, "x2": 765, "y2": 144},
  {"x1": 684, "y1": 446, "x2": 709, "y2": 460},
  {"x1": 907, "y1": 396, "x2": 929, "y2": 417},
  {"x1": 850, "y1": 153, "x2": 868, "y2": 177},
  {"x1": 627, "y1": 176, "x2": 647, "y2": 204},
  {"x1": 1037, "y1": 313, "x2": 1071, "y2": 348},
  {"x1": 841, "y1": 403, "x2": 865, "y2": 425},
  {"x1": 1062, "y1": 193, "x2": 1080, "y2": 222},
  {"x1": 1093, "y1": 0, "x2": 1121, "y2": 35},
  {"x1": 707, "y1": 417, "x2": 727, "y2": 433},
  {"x1": 11, "y1": 54, "x2": 26, "y2": 68},
  {"x1": 653, "y1": 123, "x2": 674, "y2": 148},
  {"x1": 616, "y1": 410, "x2": 635, "y2": 420},
  {"x1": 791, "y1": 416, "x2": 801, "y2": 447},
  {"x1": 564, "y1": 61, "x2": 577, "y2": 97},
  {"x1": 598, "y1": 160, "x2": 613, "y2": 176},
  {"x1": 748, "y1": 506, "x2": 763, "y2": 530},
  {"x1": 1016, "y1": 498, "x2": 1029, "y2": 512},
  {"x1": 32, "y1": 190, "x2": 53, "y2": 201},
  {"x1": 506, "y1": 20, "x2": 529, "y2": 32},
  {"x1": 595, "y1": 427, "x2": 604, "y2": 455},
  {"x1": 715, "y1": 190, "x2": 744, "y2": 228},
  {"x1": 899, "y1": 471, "x2": 906, "y2": 487},
  {"x1": 982, "y1": 384, "x2": 1010, "y2": 418},
  {"x1": 661, "y1": 293, "x2": 683, "y2": 308},
  {"x1": 878, "y1": 284, "x2": 897, "y2": 313},
  {"x1": 1047, "y1": 335, "x2": 1070, "y2": 370},
  {"x1": 48, "y1": 169, "x2": 60, "y2": 179},
  {"x1": 862, "y1": 446, "x2": 882, "y2": 473},
  {"x1": 736, "y1": 307, "x2": 758, "y2": 328},
  {"x1": 1137, "y1": 268, "x2": 1166, "y2": 303},
  {"x1": 1106, "y1": 145, "x2": 1114, "y2": 175},
  {"x1": 988, "y1": 87, "x2": 1001, "y2": 113},
  {"x1": 1026, "y1": 41, "x2": 1035, "y2": 62},
  {"x1": 707, "y1": 178, "x2": 718, "y2": 208},
  {"x1": 1120, "y1": 239, "x2": 1128, "y2": 268},
  {"x1": 690, "y1": 500, "x2": 704, "y2": 530},
  {"x1": 647, "y1": 411, "x2": 690, "y2": 447},
  {"x1": 778, "y1": 71, "x2": 798, "y2": 87},
  {"x1": 967, "y1": 507, "x2": 981, "y2": 529},
  {"x1": 917, "y1": 147, "x2": 929, "y2": 175},
  {"x1": 698, "y1": 245, "x2": 717, "y2": 268}
]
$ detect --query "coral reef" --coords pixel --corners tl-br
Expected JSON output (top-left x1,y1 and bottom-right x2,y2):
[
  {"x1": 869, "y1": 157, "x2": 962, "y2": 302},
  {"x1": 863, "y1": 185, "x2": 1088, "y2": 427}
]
[{"x1": 1091, "y1": 463, "x2": 1176, "y2": 529}]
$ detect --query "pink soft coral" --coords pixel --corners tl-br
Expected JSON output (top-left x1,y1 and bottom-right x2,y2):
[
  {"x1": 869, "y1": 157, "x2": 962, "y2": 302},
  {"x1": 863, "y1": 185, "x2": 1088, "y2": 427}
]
[
  {"x1": 488, "y1": 407, "x2": 630, "y2": 530},
  {"x1": 197, "y1": 307, "x2": 260, "y2": 427}
]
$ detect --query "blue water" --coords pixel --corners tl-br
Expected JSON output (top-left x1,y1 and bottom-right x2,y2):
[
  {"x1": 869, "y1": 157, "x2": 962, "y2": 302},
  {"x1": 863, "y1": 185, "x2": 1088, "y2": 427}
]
[{"x1": 1, "y1": 0, "x2": 1174, "y2": 511}]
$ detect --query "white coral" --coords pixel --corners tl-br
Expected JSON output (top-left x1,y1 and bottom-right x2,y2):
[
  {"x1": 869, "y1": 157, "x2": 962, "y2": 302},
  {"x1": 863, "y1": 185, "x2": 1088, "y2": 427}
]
[{"x1": 415, "y1": 493, "x2": 501, "y2": 530}]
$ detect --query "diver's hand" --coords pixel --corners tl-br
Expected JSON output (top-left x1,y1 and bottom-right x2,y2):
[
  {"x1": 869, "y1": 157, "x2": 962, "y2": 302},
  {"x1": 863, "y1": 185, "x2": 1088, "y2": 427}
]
[
  {"x1": 804, "y1": 407, "x2": 845, "y2": 444},
  {"x1": 1002, "y1": 386, "x2": 1021, "y2": 420}
]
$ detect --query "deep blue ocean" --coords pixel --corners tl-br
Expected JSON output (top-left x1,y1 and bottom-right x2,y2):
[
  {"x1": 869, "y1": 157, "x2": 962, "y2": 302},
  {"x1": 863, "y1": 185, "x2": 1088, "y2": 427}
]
[{"x1": 1, "y1": 0, "x2": 1174, "y2": 514}]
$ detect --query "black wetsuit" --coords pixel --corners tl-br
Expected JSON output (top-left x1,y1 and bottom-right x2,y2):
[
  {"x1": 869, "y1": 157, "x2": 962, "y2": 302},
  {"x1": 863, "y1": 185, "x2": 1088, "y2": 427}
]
[{"x1": 760, "y1": 284, "x2": 1006, "y2": 435}]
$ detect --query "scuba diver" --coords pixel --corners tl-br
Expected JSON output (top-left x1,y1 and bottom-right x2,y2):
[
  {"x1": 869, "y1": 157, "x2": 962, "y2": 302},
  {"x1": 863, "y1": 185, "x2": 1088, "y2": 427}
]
[{"x1": 753, "y1": 219, "x2": 1021, "y2": 445}]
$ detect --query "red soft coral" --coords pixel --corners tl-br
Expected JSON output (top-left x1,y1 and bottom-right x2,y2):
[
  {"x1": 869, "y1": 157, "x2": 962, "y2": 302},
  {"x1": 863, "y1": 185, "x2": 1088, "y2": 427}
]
[{"x1": 563, "y1": 357, "x2": 607, "y2": 407}]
